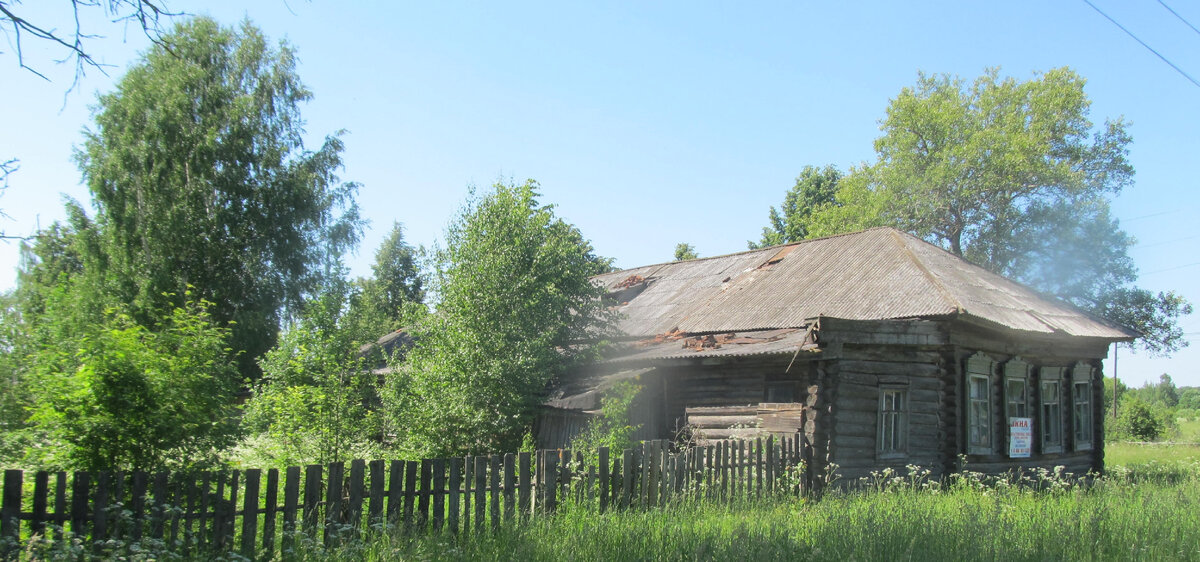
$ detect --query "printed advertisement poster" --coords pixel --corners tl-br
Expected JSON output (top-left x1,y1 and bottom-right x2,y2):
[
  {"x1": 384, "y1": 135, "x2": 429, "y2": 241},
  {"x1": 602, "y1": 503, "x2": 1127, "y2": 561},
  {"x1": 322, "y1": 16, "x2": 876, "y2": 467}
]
[{"x1": 1009, "y1": 417, "x2": 1032, "y2": 458}]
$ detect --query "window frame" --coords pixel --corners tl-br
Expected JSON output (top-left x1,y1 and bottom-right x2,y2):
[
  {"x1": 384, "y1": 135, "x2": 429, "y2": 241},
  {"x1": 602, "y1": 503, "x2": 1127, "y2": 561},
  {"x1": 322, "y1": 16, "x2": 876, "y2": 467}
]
[
  {"x1": 965, "y1": 352, "x2": 995, "y2": 456},
  {"x1": 1004, "y1": 358, "x2": 1031, "y2": 455},
  {"x1": 877, "y1": 384, "x2": 909, "y2": 460},
  {"x1": 1072, "y1": 363, "x2": 1094, "y2": 451},
  {"x1": 1040, "y1": 367, "x2": 1065, "y2": 454}
]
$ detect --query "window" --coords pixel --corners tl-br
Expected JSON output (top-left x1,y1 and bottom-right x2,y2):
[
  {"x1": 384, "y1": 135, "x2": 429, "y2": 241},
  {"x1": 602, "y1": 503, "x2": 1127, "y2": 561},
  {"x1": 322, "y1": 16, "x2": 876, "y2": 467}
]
[
  {"x1": 1040, "y1": 367, "x2": 1064, "y2": 454},
  {"x1": 764, "y1": 381, "x2": 796, "y2": 403},
  {"x1": 878, "y1": 387, "x2": 908, "y2": 458},
  {"x1": 966, "y1": 352, "x2": 994, "y2": 455},
  {"x1": 1072, "y1": 363, "x2": 1094, "y2": 451},
  {"x1": 1004, "y1": 358, "x2": 1031, "y2": 456}
]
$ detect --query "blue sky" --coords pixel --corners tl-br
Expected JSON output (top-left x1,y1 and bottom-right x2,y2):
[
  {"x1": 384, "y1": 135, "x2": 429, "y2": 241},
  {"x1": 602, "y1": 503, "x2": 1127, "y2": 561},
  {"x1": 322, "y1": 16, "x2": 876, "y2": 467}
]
[{"x1": 1, "y1": 1, "x2": 1197, "y2": 387}]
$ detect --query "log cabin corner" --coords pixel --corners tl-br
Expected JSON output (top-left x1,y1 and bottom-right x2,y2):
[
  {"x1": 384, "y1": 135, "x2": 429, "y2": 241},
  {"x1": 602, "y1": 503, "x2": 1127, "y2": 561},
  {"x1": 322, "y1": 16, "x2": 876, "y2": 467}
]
[{"x1": 534, "y1": 227, "x2": 1136, "y2": 483}]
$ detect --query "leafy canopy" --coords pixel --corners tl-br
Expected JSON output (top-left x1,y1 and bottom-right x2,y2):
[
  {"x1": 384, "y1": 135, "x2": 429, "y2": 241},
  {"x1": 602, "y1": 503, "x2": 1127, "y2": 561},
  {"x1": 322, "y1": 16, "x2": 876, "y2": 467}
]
[
  {"x1": 749, "y1": 165, "x2": 841, "y2": 249},
  {"x1": 385, "y1": 180, "x2": 615, "y2": 456},
  {"x1": 780, "y1": 67, "x2": 1190, "y2": 354},
  {"x1": 673, "y1": 243, "x2": 698, "y2": 261},
  {"x1": 74, "y1": 16, "x2": 362, "y2": 377},
  {"x1": 25, "y1": 294, "x2": 240, "y2": 471}
]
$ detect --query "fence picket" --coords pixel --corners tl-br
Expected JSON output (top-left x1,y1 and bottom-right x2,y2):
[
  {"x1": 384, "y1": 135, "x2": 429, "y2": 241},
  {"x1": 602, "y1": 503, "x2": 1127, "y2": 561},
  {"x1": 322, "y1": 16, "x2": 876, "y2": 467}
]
[
  {"x1": 282, "y1": 466, "x2": 299, "y2": 553},
  {"x1": 302, "y1": 464, "x2": 322, "y2": 538},
  {"x1": 368, "y1": 460, "x2": 385, "y2": 529},
  {"x1": 348, "y1": 459, "x2": 366, "y2": 534},
  {"x1": 518, "y1": 452, "x2": 531, "y2": 521},
  {"x1": 598, "y1": 448, "x2": 609, "y2": 513},
  {"x1": 386, "y1": 461, "x2": 403, "y2": 527},
  {"x1": 503, "y1": 453, "x2": 515, "y2": 523},
  {"x1": 432, "y1": 459, "x2": 446, "y2": 532},
  {"x1": 264, "y1": 468, "x2": 279, "y2": 559},
  {"x1": 473, "y1": 456, "x2": 486, "y2": 531},
  {"x1": 418, "y1": 459, "x2": 433, "y2": 531},
  {"x1": 448, "y1": 458, "x2": 461, "y2": 534},
  {"x1": 325, "y1": 462, "x2": 344, "y2": 546},
  {"x1": 1, "y1": 470, "x2": 21, "y2": 552},
  {"x1": 402, "y1": 460, "x2": 417, "y2": 531},
  {"x1": 241, "y1": 469, "x2": 261, "y2": 559}
]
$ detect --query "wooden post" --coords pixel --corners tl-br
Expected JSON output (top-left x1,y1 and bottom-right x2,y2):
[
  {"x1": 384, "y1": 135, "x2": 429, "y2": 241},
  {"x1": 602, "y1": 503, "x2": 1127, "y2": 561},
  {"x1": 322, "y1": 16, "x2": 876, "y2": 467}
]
[
  {"x1": 386, "y1": 461, "x2": 403, "y2": 526},
  {"x1": 598, "y1": 448, "x2": 610, "y2": 513},
  {"x1": 432, "y1": 459, "x2": 446, "y2": 532},
  {"x1": 473, "y1": 457, "x2": 486, "y2": 531},
  {"x1": 402, "y1": 460, "x2": 417, "y2": 531},
  {"x1": 503, "y1": 454, "x2": 516, "y2": 523},
  {"x1": 198, "y1": 472, "x2": 213, "y2": 549},
  {"x1": 263, "y1": 468, "x2": 279, "y2": 558},
  {"x1": 31, "y1": 471, "x2": 48, "y2": 538},
  {"x1": 517, "y1": 452, "x2": 531, "y2": 521},
  {"x1": 418, "y1": 459, "x2": 433, "y2": 531},
  {"x1": 448, "y1": 458, "x2": 461, "y2": 534},
  {"x1": 325, "y1": 462, "x2": 344, "y2": 546},
  {"x1": 368, "y1": 460, "x2": 385, "y2": 529},
  {"x1": 348, "y1": 459, "x2": 365, "y2": 534},
  {"x1": 621, "y1": 449, "x2": 633, "y2": 510},
  {"x1": 241, "y1": 469, "x2": 261, "y2": 559},
  {"x1": 302, "y1": 465, "x2": 322, "y2": 538},
  {"x1": 1, "y1": 470, "x2": 21, "y2": 553}
]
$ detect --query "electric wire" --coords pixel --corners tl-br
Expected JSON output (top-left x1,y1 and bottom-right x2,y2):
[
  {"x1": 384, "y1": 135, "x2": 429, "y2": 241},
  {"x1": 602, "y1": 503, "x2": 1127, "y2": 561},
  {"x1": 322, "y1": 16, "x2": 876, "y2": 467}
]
[
  {"x1": 1081, "y1": 0, "x2": 1200, "y2": 89},
  {"x1": 1156, "y1": 0, "x2": 1200, "y2": 39}
]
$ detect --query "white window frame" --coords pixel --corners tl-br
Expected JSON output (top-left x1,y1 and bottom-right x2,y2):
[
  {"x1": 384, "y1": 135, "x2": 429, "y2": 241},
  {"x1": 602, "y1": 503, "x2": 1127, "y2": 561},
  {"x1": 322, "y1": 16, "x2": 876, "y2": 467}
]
[
  {"x1": 1072, "y1": 363, "x2": 1094, "y2": 451},
  {"x1": 877, "y1": 385, "x2": 909, "y2": 459},
  {"x1": 1040, "y1": 367, "x2": 1064, "y2": 454},
  {"x1": 966, "y1": 352, "x2": 994, "y2": 455}
]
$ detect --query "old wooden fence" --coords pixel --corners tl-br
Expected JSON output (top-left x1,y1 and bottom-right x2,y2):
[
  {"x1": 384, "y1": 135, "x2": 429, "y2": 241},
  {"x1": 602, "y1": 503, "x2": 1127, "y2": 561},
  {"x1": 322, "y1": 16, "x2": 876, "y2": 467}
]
[{"x1": 1, "y1": 434, "x2": 810, "y2": 558}]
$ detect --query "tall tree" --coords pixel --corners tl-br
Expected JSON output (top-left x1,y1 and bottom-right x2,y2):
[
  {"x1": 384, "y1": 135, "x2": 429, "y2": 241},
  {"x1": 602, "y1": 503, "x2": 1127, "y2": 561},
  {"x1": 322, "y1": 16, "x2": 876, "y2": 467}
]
[
  {"x1": 74, "y1": 17, "x2": 362, "y2": 377},
  {"x1": 355, "y1": 222, "x2": 424, "y2": 332},
  {"x1": 673, "y1": 243, "x2": 698, "y2": 261},
  {"x1": 384, "y1": 180, "x2": 615, "y2": 456},
  {"x1": 794, "y1": 68, "x2": 1190, "y2": 355},
  {"x1": 749, "y1": 165, "x2": 841, "y2": 249}
]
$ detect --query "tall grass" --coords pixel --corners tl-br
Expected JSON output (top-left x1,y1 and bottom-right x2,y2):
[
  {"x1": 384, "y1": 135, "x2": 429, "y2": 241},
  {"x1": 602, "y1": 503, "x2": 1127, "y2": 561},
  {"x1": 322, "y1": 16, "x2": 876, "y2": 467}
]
[{"x1": 302, "y1": 459, "x2": 1200, "y2": 562}]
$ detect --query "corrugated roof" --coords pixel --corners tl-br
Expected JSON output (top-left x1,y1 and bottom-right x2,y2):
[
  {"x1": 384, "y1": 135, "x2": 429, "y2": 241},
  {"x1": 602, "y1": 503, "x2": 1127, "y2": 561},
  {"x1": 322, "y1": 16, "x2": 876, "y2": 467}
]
[{"x1": 597, "y1": 227, "x2": 1136, "y2": 341}]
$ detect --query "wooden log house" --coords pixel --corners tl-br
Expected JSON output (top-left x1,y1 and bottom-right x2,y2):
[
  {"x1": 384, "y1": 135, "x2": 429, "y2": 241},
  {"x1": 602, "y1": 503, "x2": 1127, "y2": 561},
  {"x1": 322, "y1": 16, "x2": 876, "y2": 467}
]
[{"x1": 535, "y1": 227, "x2": 1135, "y2": 482}]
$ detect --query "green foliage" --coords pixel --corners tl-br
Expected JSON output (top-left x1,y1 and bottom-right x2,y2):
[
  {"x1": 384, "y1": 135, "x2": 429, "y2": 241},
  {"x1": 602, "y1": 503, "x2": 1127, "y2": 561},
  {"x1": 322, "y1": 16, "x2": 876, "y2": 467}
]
[
  {"x1": 385, "y1": 180, "x2": 615, "y2": 457},
  {"x1": 673, "y1": 243, "x2": 698, "y2": 261},
  {"x1": 1115, "y1": 399, "x2": 1172, "y2": 442},
  {"x1": 241, "y1": 276, "x2": 386, "y2": 467},
  {"x1": 570, "y1": 382, "x2": 642, "y2": 463},
  {"x1": 74, "y1": 16, "x2": 363, "y2": 378},
  {"x1": 749, "y1": 164, "x2": 841, "y2": 249},
  {"x1": 795, "y1": 67, "x2": 1189, "y2": 355},
  {"x1": 24, "y1": 293, "x2": 239, "y2": 471},
  {"x1": 354, "y1": 222, "x2": 425, "y2": 332}
]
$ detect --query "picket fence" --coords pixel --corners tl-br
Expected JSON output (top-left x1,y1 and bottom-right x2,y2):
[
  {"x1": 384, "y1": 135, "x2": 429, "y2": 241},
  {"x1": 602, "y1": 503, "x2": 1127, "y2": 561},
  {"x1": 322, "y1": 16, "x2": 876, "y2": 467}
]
[{"x1": 1, "y1": 434, "x2": 810, "y2": 558}]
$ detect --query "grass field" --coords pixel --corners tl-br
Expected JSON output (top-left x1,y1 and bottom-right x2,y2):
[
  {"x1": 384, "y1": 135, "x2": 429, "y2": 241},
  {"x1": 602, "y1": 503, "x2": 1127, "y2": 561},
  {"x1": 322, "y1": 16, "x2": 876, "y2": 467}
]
[{"x1": 293, "y1": 445, "x2": 1200, "y2": 562}]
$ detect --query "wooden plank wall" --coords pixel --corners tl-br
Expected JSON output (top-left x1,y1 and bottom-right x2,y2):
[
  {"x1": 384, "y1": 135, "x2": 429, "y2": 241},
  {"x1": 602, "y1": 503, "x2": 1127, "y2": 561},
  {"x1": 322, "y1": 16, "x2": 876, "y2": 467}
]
[{"x1": 0, "y1": 435, "x2": 809, "y2": 558}]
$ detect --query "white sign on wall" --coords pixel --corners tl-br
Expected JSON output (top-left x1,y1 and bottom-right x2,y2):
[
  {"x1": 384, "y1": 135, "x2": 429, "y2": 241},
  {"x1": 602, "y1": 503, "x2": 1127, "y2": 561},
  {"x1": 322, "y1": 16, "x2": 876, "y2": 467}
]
[{"x1": 1009, "y1": 417, "x2": 1032, "y2": 458}]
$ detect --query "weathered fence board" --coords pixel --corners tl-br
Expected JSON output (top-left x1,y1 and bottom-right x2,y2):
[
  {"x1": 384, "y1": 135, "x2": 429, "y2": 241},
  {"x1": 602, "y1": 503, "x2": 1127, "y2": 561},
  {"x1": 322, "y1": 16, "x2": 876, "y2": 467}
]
[{"x1": 0, "y1": 434, "x2": 808, "y2": 558}]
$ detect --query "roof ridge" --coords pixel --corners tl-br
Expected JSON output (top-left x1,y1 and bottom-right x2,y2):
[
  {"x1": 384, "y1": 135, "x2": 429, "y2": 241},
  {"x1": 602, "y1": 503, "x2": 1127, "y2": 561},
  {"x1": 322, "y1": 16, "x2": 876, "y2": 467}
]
[
  {"x1": 599, "y1": 226, "x2": 906, "y2": 276},
  {"x1": 888, "y1": 229, "x2": 964, "y2": 315}
]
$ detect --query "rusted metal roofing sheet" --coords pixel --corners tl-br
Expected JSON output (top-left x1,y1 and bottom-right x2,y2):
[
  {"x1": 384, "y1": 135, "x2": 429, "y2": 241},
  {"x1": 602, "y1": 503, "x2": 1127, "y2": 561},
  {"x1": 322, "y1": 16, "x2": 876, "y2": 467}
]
[
  {"x1": 598, "y1": 227, "x2": 1135, "y2": 341},
  {"x1": 605, "y1": 329, "x2": 813, "y2": 364}
]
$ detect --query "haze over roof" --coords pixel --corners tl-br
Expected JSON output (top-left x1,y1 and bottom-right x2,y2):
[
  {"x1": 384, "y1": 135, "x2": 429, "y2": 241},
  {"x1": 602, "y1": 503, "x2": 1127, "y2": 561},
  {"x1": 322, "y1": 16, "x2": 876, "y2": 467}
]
[{"x1": 596, "y1": 227, "x2": 1136, "y2": 341}]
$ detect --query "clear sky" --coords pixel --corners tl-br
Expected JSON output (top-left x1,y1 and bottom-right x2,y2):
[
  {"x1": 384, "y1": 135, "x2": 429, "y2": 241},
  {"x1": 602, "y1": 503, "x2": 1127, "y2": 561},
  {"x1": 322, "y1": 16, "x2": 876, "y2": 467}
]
[{"x1": 1, "y1": 1, "x2": 1197, "y2": 387}]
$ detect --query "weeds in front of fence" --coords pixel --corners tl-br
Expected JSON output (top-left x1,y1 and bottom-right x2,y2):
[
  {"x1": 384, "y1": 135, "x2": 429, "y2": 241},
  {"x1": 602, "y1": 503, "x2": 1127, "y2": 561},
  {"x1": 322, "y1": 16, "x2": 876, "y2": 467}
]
[{"x1": 313, "y1": 458, "x2": 1200, "y2": 562}]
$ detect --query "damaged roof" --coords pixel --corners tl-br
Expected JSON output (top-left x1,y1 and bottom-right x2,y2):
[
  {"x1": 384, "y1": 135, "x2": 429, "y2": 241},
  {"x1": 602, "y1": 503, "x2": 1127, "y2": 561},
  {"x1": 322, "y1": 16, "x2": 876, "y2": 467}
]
[{"x1": 597, "y1": 227, "x2": 1136, "y2": 342}]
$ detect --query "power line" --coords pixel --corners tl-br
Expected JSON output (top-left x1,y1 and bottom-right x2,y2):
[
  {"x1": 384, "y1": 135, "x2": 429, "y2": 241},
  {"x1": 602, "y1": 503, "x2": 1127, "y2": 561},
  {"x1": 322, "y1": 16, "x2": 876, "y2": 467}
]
[
  {"x1": 1081, "y1": 0, "x2": 1200, "y2": 89},
  {"x1": 1157, "y1": 0, "x2": 1200, "y2": 39},
  {"x1": 1143, "y1": 261, "x2": 1200, "y2": 275}
]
